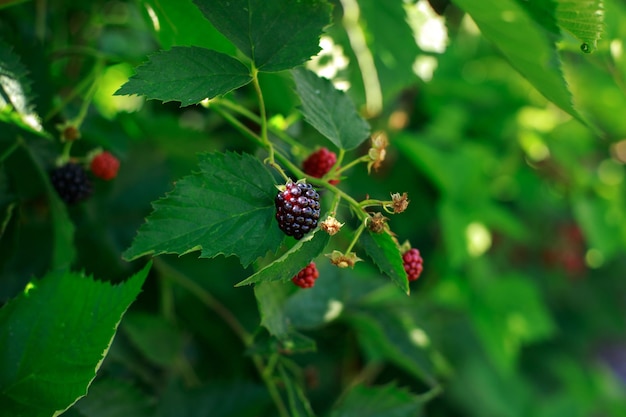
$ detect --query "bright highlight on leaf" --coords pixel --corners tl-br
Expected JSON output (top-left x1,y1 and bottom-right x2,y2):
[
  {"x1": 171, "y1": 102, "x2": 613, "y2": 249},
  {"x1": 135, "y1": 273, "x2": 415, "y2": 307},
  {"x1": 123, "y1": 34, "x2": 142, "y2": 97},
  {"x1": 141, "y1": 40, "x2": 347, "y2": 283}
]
[
  {"x1": 0, "y1": 263, "x2": 151, "y2": 417},
  {"x1": 115, "y1": 46, "x2": 252, "y2": 106},
  {"x1": 556, "y1": 0, "x2": 604, "y2": 52}
]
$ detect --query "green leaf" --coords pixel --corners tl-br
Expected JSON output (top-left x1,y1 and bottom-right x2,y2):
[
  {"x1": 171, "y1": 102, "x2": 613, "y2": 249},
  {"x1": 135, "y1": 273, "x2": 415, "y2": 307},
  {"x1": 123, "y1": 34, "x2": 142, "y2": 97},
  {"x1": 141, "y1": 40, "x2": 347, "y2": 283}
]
[
  {"x1": 193, "y1": 0, "x2": 332, "y2": 72},
  {"x1": 73, "y1": 378, "x2": 155, "y2": 417},
  {"x1": 556, "y1": 0, "x2": 604, "y2": 52},
  {"x1": 255, "y1": 281, "x2": 291, "y2": 338},
  {"x1": 329, "y1": 383, "x2": 423, "y2": 417},
  {"x1": 115, "y1": 47, "x2": 252, "y2": 106},
  {"x1": 0, "y1": 263, "x2": 151, "y2": 417},
  {"x1": 0, "y1": 39, "x2": 45, "y2": 135},
  {"x1": 454, "y1": 0, "x2": 580, "y2": 119},
  {"x1": 123, "y1": 152, "x2": 284, "y2": 267},
  {"x1": 236, "y1": 230, "x2": 330, "y2": 286},
  {"x1": 122, "y1": 312, "x2": 183, "y2": 367},
  {"x1": 359, "y1": 231, "x2": 409, "y2": 295},
  {"x1": 348, "y1": 308, "x2": 437, "y2": 386},
  {"x1": 470, "y1": 274, "x2": 556, "y2": 373},
  {"x1": 141, "y1": 0, "x2": 237, "y2": 54},
  {"x1": 292, "y1": 68, "x2": 370, "y2": 150}
]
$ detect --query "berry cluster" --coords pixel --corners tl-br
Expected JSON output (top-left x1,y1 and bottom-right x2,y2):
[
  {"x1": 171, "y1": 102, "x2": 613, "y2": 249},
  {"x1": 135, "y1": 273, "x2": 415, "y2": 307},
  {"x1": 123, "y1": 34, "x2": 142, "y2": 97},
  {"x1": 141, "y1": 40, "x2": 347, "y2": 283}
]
[
  {"x1": 302, "y1": 147, "x2": 337, "y2": 181},
  {"x1": 292, "y1": 262, "x2": 319, "y2": 288},
  {"x1": 402, "y1": 248, "x2": 424, "y2": 281},
  {"x1": 50, "y1": 163, "x2": 93, "y2": 204},
  {"x1": 275, "y1": 181, "x2": 321, "y2": 240}
]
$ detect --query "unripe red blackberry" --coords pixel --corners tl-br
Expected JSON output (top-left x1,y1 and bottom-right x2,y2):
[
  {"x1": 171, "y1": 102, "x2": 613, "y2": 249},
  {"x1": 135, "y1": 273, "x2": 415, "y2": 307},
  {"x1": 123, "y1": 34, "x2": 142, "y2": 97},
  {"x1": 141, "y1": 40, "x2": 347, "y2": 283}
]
[
  {"x1": 50, "y1": 163, "x2": 92, "y2": 204},
  {"x1": 90, "y1": 151, "x2": 120, "y2": 180},
  {"x1": 275, "y1": 181, "x2": 320, "y2": 240},
  {"x1": 302, "y1": 148, "x2": 339, "y2": 184},
  {"x1": 402, "y1": 248, "x2": 423, "y2": 281},
  {"x1": 292, "y1": 262, "x2": 319, "y2": 288}
]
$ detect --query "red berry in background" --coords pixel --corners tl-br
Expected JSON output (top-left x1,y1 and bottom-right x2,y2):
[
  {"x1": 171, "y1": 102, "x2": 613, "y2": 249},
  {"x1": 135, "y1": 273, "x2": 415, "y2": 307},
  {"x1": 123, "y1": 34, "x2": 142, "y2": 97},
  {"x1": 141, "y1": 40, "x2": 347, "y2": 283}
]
[
  {"x1": 90, "y1": 151, "x2": 120, "y2": 180},
  {"x1": 303, "y1": 148, "x2": 339, "y2": 184},
  {"x1": 402, "y1": 248, "x2": 423, "y2": 281},
  {"x1": 292, "y1": 262, "x2": 319, "y2": 288},
  {"x1": 275, "y1": 181, "x2": 321, "y2": 240}
]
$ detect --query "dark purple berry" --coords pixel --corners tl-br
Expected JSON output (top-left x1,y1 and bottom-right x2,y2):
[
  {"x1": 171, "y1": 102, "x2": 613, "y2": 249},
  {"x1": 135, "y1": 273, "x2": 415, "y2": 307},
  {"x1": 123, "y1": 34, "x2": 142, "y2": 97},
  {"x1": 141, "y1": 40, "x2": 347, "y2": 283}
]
[
  {"x1": 275, "y1": 181, "x2": 320, "y2": 240},
  {"x1": 50, "y1": 162, "x2": 92, "y2": 204},
  {"x1": 402, "y1": 248, "x2": 423, "y2": 281},
  {"x1": 292, "y1": 262, "x2": 319, "y2": 288}
]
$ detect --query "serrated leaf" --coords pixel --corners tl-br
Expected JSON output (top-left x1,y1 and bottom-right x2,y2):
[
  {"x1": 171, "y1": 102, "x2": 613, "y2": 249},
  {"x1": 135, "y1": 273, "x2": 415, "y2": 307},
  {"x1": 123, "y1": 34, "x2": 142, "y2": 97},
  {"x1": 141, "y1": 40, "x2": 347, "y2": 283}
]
[
  {"x1": 292, "y1": 68, "x2": 370, "y2": 150},
  {"x1": 556, "y1": 0, "x2": 604, "y2": 51},
  {"x1": 359, "y1": 231, "x2": 409, "y2": 295},
  {"x1": 115, "y1": 47, "x2": 252, "y2": 106},
  {"x1": 454, "y1": 0, "x2": 580, "y2": 119},
  {"x1": 0, "y1": 263, "x2": 151, "y2": 417},
  {"x1": 123, "y1": 152, "x2": 284, "y2": 267},
  {"x1": 73, "y1": 378, "x2": 155, "y2": 417},
  {"x1": 348, "y1": 309, "x2": 437, "y2": 386},
  {"x1": 0, "y1": 39, "x2": 44, "y2": 135},
  {"x1": 329, "y1": 383, "x2": 423, "y2": 417},
  {"x1": 236, "y1": 230, "x2": 330, "y2": 286},
  {"x1": 193, "y1": 0, "x2": 332, "y2": 72}
]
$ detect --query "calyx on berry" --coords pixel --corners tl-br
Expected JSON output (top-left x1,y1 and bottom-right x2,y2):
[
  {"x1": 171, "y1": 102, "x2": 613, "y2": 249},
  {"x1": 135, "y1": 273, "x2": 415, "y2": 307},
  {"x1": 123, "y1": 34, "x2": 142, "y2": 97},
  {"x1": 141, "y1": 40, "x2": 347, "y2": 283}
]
[
  {"x1": 326, "y1": 250, "x2": 361, "y2": 268},
  {"x1": 275, "y1": 180, "x2": 321, "y2": 240}
]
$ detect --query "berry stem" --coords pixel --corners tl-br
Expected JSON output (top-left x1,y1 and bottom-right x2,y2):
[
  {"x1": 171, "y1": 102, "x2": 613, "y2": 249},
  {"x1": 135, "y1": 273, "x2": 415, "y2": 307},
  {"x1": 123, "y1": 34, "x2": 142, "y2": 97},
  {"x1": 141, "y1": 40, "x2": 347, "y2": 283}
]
[
  {"x1": 211, "y1": 106, "x2": 266, "y2": 148},
  {"x1": 250, "y1": 65, "x2": 273, "y2": 161},
  {"x1": 216, "y1": 98, "x2": 305, "y2": 152},
  {"x1": 335, "y1": 154, "x2": 370, "y2": 176},
  {"x1": 345, "y1": 217, "x2": 367, "y2": 254}
]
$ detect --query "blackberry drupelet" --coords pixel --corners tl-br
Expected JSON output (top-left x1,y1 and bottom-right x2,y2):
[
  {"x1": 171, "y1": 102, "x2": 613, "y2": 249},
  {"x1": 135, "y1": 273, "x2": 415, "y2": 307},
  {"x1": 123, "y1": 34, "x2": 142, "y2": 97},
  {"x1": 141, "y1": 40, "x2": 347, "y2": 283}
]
[
  {"x1": 302, "y1": 147, "x2": 337, "y2": 179},
  {"x1": 50, "y1": 163, "x2": 92, "y2": 204},
  {"x1": 275, "y1": 181, "x2": 321, "y2": 240}
]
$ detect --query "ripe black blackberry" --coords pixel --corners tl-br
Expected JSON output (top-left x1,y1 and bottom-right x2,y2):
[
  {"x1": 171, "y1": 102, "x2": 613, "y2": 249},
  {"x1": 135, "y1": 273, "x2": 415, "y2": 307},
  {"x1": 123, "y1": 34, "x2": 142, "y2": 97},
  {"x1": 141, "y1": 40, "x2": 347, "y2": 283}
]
[
  {"x1": 402, "y1": 248, "x2": 423, "y2": 281},
  {"x1": 50, "y1": 162, "x2": 92, "y2": 204},
  {"x1": 292, "y1": 262, "x2": 319, "y2": 288},
  {"x1": 275, "y1": 181, "x2": 320, "y2": 240}
]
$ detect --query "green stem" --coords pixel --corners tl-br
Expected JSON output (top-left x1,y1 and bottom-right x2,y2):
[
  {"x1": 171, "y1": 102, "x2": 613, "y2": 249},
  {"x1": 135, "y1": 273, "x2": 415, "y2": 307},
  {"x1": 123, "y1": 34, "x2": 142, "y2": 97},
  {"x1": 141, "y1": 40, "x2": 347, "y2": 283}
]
[
  {"x1": 0, "y1": 138, "x2": 21, "y2": 163},
  {"x1": 212, "y1": 106, "x2": 266, "y2": 149},
  {"x1": 415, "y1": 384, "x2": 444, "y2": 402},
  {"x1": 153, "y1": 259, "x2": 290, "y2": 416},
  {"x1": 335, "y1": 155, "x2": 369, "y2": 176},
  {"x1": 217, "y1": 99, "x2": 305, "y2": 152},
  {"x1": 345, "y1": 218, "x2": 367, "y2": 254},
  {"x1": 250, "y1": 66, "x2": 271, "y2": 154},
  {"x1": 252, "y1": 355, "x2": 291, "y2": 417},
  {"x1": 153, "y1": 258, "x2": 252, "y2": 344}
]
